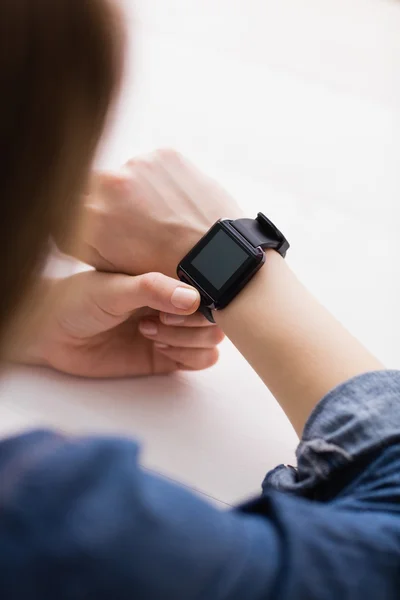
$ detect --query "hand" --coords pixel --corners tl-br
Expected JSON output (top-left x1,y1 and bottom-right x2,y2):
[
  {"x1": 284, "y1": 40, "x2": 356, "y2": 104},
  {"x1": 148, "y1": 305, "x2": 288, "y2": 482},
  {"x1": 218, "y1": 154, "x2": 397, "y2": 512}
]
[
  {"x1": 61, "y1": 150, "x2": 243, "y2": 278},
  {"x1": 6, "y1": 272, "x2": 224, "y2": 378}
]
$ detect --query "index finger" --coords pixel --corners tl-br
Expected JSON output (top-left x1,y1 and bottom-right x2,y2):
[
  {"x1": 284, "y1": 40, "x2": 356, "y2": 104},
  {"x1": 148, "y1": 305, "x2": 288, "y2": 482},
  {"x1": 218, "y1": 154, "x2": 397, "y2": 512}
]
[{"x1": 160, "y1": 312, "x2": 217, "y2": 327}]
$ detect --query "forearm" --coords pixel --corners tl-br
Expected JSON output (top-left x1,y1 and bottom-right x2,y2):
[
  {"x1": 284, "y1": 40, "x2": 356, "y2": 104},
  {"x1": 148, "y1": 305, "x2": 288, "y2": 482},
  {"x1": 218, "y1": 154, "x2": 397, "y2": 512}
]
[{"x1": 215, "y1": 251, "x2": 383, "y2": 437}]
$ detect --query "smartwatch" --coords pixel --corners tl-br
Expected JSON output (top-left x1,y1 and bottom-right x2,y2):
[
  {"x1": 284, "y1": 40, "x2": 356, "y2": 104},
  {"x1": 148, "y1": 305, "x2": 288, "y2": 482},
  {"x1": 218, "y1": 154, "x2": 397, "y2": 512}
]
[{"x1": 177, "y1": 212, "x2": 289, "y2": 323}]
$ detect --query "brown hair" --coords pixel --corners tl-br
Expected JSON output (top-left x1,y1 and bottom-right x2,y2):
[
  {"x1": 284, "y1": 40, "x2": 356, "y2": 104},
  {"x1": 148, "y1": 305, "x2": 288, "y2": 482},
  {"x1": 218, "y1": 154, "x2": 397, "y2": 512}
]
[{"x1": 0, "y1": 0, "x2": 124, "y2": 342}]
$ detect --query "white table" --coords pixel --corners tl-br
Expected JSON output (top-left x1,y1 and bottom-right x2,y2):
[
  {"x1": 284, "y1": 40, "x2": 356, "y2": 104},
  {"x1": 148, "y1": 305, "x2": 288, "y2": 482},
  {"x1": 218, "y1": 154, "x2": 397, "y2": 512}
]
[{"x1": 1, "y1": 0, "x2": 399, "y2": 506}]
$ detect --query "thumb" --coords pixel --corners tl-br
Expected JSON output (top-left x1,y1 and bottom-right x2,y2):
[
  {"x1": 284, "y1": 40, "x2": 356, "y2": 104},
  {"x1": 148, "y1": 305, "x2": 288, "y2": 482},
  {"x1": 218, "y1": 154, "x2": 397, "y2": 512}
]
[{"x1": 88, "y1": 271, "x2": 201, "y2": 324}]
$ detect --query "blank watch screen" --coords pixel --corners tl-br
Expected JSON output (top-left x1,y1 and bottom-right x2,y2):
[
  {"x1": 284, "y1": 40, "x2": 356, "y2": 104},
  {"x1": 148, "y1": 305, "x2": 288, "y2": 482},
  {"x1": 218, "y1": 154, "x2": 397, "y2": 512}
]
[{"x1": 191, "y1": 229, "x2": 248, "y2": 290}]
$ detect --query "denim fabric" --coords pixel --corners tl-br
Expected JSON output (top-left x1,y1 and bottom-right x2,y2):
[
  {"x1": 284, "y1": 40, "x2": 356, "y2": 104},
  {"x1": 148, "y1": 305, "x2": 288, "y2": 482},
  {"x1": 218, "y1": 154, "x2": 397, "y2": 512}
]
[
  {"x1": 0, "y1": 371, "x2": 399, "y2": 599},
  {"x1": 263, "y1": 370, "x2": 400, "y2": 496}
]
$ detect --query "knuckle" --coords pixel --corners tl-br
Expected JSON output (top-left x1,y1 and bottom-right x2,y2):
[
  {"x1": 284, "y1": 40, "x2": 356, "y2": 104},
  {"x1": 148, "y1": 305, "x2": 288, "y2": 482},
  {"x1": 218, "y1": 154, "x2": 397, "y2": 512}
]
[
  {"x1": 155, "y1": 147, "x2": 181, "y2": 162},
  {"x1": 213, "y1": 328, "x2": 225, "y2": 345},
  {"x1": 103, "y1": 172, "x2": 131, "y2": 195},
  {"x1": 168, "y1": 348, "x2": 186, "y2": 365},
  {"x1": 202, "y1": 349, "x2": 219, "y2": 369},
  {"x1": 125, "y1": 158, "x2": 137, "y2": 170},
  {"x1": 129, "y1": 154, "x2": 155, "y2": 173},
  {"x1": 201, "y1": 327, "x2": 224, "y2": 347},
  {"x1": 139, "y1": 272, "x2": 164, "y2": 296}
]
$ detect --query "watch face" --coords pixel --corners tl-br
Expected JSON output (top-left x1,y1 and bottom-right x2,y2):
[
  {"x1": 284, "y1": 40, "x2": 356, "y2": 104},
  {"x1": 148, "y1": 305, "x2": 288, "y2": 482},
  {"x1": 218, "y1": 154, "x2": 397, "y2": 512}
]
[{"x1": 178, "y1": 221, "x2": 264, "y2": 309}]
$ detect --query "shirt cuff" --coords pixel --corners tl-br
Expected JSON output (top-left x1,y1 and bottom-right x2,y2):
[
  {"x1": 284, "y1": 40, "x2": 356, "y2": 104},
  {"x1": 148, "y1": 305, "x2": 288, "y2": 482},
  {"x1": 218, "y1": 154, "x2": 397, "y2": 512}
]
[{"x1": 262, "y1": 370, "x2": 400, "y2": 496}]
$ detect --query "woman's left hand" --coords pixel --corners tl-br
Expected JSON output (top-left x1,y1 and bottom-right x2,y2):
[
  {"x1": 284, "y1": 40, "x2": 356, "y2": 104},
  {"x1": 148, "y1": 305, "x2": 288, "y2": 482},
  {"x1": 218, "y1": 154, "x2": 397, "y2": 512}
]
[{"x1": 6, "y1": 271, "x2": 224, "y2": 378}]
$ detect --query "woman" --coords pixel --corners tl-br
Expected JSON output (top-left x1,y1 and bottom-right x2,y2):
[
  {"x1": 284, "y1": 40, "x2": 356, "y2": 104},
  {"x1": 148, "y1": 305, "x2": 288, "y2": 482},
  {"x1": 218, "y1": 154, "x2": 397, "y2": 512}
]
[{"x1": 1, "y1": 1, "x2": 399, "y2": 599}]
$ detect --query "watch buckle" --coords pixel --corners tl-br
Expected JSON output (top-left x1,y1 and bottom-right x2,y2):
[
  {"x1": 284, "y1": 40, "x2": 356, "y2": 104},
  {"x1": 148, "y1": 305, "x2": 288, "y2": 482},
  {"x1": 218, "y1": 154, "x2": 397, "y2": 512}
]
[{"x1": 257, "y1": 212, "x2": 290, "y2": 257}]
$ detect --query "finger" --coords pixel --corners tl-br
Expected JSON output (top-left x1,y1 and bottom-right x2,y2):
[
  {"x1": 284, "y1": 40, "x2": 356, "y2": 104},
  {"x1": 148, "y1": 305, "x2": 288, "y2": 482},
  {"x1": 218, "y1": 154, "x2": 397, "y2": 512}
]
[
  {"x1": 159, "y1": 312, "x2": 214, "y2": 327},
  {"x1": 74, "y1": 271, "x2": 201, "y2": 337},
  {"x1": 89, "y1": 271, "x2": 200, "y2": 320},
  {"x1": 153, "y1": 345, "x2": 220, "y2": 371},
  {"x1": 89, "y1": 170, "x2": 131, "y2": 200},
  {"x1": 139, "y1": 321, "x2": 225, "y2": 348}
]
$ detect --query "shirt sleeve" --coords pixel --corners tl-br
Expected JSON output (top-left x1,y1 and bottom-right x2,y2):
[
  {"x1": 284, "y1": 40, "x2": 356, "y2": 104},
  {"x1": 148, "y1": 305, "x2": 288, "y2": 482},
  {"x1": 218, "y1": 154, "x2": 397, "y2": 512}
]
[
  {"x1": 262, "y1": 370, "x2": 400, "y2": 499},
  {"x1": 0, "y1": 430, "x2": 281, "y2": 600}
]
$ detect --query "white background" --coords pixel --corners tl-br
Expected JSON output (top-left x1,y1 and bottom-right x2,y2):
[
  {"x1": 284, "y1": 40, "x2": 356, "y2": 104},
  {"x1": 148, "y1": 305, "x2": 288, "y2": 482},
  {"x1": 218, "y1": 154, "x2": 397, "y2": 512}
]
[{"x1": 1, "y1": 0, "x2": 399, "y2": 507}]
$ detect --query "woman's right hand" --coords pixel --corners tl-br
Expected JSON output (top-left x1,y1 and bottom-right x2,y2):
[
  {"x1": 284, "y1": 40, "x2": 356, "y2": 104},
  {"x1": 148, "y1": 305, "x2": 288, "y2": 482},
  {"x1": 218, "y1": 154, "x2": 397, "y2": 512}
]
[
  {"x1": 65, "y1": 149, "x2": 243, "y2": 278},
  {"x1": 6, "y1": 271, "x2": 224, "y2": 378}
]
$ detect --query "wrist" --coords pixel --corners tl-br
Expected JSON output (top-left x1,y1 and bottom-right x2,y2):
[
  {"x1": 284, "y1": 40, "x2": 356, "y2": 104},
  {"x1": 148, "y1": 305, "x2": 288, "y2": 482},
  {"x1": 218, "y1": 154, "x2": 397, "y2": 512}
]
[
  {"x1": 214, "y1": 249, "x2": 287, "y2": 326},
  {"x1": 177, "y1": 213, "x2": 286, "y2": 317}
]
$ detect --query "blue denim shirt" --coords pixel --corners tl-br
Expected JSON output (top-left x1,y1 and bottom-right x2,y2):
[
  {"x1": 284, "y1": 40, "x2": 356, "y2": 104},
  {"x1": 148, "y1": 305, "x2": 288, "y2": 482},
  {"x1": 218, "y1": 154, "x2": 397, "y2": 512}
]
[{"x1": 0, "y1": 371, "x2": 399, "y2": 599}]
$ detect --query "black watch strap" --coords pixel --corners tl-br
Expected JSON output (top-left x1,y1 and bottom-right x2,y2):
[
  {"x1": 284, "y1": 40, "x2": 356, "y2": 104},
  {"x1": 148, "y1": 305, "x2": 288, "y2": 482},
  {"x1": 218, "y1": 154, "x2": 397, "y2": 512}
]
[
  {"x1": 230, "y1": 212, "x2": 290, "y2": 257},
  {"x1": 199, "y1": 213, "x2": 289, "y2": 324}
]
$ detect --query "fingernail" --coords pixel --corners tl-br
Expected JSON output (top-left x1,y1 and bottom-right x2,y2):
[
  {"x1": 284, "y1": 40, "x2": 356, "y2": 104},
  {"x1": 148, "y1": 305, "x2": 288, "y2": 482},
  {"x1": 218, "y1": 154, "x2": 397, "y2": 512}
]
[
  {"x1": 171, "y1": 287, "x2": 199, "y2": 310},
  {"x1": 162, "y1": 314, "x2": 186, "y2": 325},
  {"x1": 139, "y1": 320, "x2": 158, "y2": 336},
  {"x1": 154, "y1": 342, "x2": 169, "y2": 350}
]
